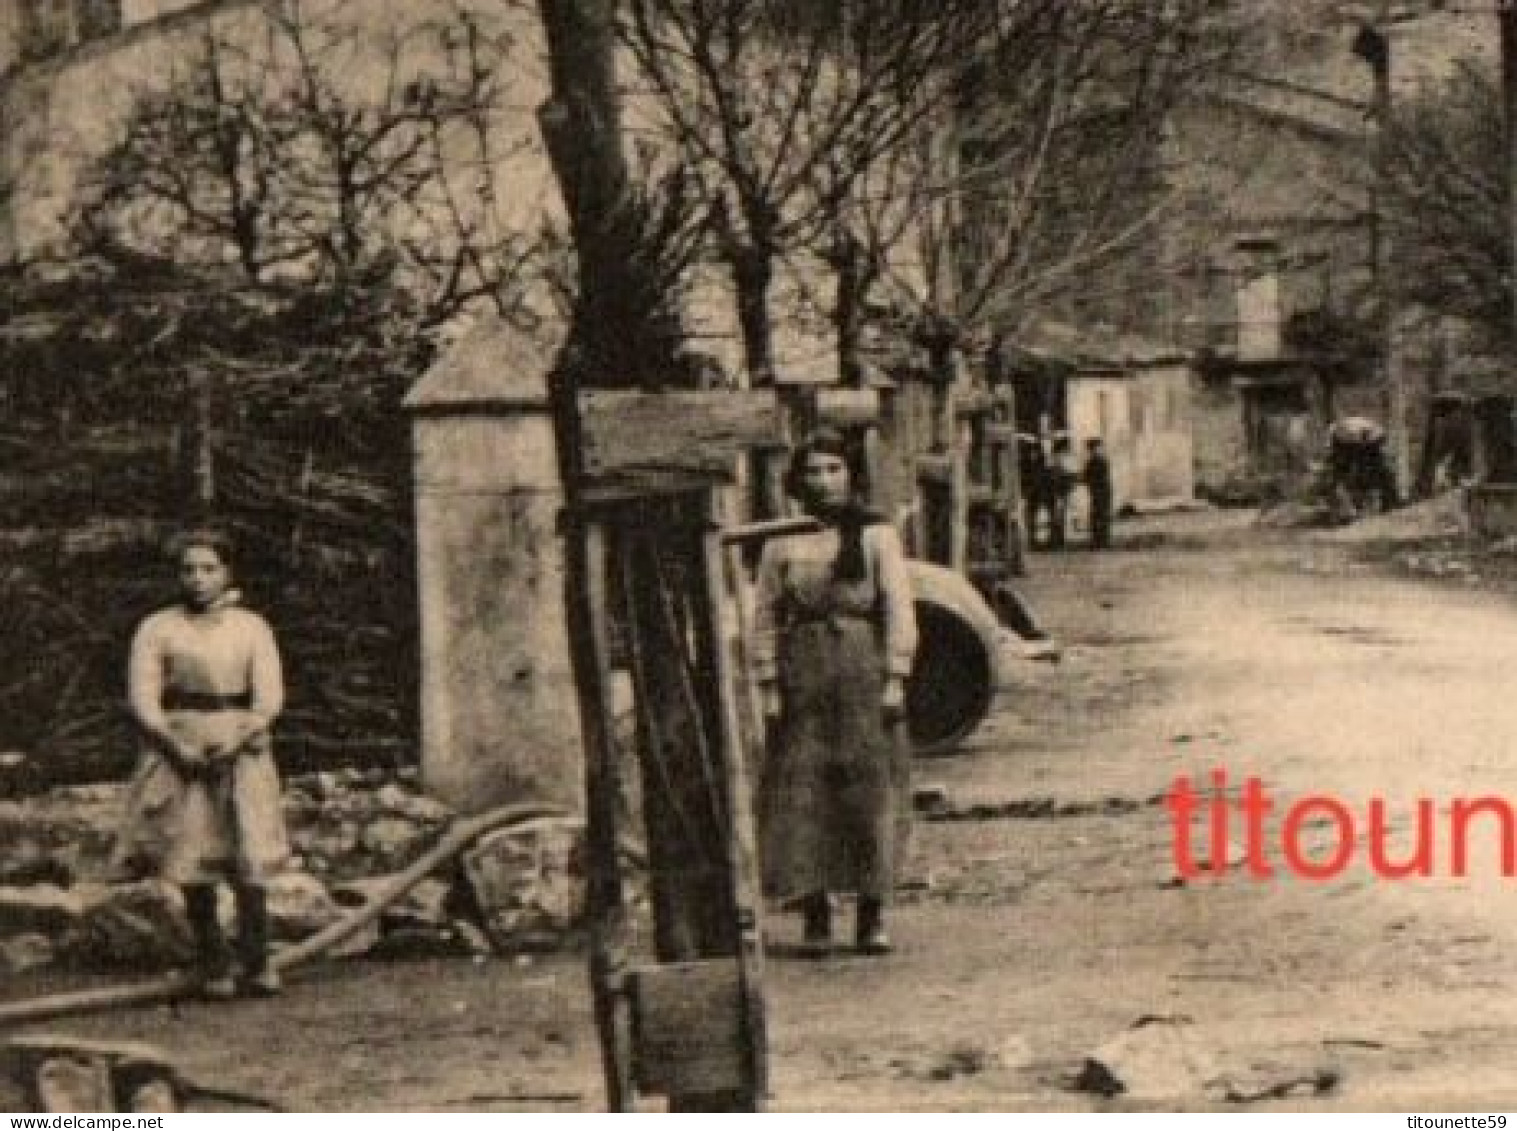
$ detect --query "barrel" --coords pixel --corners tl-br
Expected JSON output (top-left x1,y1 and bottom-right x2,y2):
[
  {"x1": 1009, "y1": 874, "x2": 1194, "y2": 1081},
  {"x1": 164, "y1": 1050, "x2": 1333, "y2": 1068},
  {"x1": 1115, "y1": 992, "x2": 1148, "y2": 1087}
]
[{"x1": 904, "y1": 561, "x2": 1003, "y2": 756}]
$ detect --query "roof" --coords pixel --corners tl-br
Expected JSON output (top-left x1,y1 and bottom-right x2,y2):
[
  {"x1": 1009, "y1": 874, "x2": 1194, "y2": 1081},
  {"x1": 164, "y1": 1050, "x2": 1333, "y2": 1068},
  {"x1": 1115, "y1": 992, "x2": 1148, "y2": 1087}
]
[
  {"x1": 0, "y1": 0, "x2": 265, "y2": 90},
  {"x1": 403, "y1": 315, "x2": 561, "y2": 411}
]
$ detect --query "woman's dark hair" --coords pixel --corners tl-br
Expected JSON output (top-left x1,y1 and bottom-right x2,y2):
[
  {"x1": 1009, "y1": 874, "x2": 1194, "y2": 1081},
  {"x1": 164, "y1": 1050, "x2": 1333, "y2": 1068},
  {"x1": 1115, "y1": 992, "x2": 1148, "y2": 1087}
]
[
  {"x1": 165, "y1": 526, "x2": 236, "y2": 575},
  {"x1": 784, "y1": 428, "x2": 878, "y2": 583},
  {"x1": 783, "y1": 427, "x2": 862, "y2": 502}
]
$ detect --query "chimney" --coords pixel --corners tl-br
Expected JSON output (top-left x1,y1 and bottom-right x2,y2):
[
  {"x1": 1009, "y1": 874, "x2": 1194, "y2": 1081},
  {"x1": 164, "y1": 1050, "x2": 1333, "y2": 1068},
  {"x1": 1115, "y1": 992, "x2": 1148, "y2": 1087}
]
[{"x1": 1233, "y1": 234, "x2": 1282, "y2": 362}]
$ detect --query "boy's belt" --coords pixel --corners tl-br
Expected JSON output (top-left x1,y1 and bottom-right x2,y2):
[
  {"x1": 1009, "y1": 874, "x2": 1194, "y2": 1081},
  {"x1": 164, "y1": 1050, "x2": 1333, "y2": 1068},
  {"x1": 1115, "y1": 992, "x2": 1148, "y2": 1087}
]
[{"x1": 163, "y1": 690, "x2": 252, "y2": 712}]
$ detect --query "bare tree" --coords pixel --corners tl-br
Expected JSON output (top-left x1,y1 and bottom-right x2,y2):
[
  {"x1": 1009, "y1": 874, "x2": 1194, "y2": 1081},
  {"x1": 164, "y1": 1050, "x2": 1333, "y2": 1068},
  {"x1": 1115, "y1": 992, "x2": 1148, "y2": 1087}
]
[
  {"x1": 622, "y1": 0, "x2": 999, "y2": 384},
  {"x1": 0, "y1": 2, "x2": 570, "y2": 774},
  {"x1": 1378, "y1": 57, "x2": 1509, "y2": 354},
  {"x1": 80, "y1": 0, "x2": 535, "y2": 329},
  {"x1": 821, "y1": 0, "x2": 1237, "y2": 380}
]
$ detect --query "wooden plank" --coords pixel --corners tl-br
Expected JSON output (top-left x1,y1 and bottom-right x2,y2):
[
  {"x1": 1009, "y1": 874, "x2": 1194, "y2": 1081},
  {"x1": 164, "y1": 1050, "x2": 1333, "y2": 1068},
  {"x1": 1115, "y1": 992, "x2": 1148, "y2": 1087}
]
[
  {"x1": 630, "y1": 960, "x2": 748, "y2": 1096},
  {"x1": 578, "y1": 468, "x2": 731, "y2": 504},
  {"x1": 721, "y1": 537, "x2": 767, "y2": 780},
  {"x1": 816, "y1": 387, "x2": 881, "y2": 427},
  {"x1": 581, "y1": 521, "x2": 637, "y2": 1112},
  {"x1": 917, "y1": 454, "x2": 954, "y2": 485},
  {"x1": 700, "y1": 499, "x2": 768, "y2": 1109},
  {"x1": 862, "y1": 425, "x2": 886, "y2": 512},
  {"x1": 579, "y1": 391, "x2": 784, "y2": 480},
  {"x1": 616, "y1": 497, "x2": 752, "y2": 1114}
]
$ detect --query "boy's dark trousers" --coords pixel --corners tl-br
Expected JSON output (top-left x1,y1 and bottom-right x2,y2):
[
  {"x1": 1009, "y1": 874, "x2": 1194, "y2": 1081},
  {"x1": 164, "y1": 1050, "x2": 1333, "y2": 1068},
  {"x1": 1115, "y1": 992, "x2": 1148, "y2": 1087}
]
[
  {"x1": 183, "y1": 883, "x2": 271, "y2": 976},
  {"x1": 1090, "y1": 489, "x2": 1112, "y2": 549},
  {"x1": 1047, "y1": 490, "x2": 1068, "y2": 549},
  {"x1": 183, "y1": 884, "x2": 232, "y2": 978}
]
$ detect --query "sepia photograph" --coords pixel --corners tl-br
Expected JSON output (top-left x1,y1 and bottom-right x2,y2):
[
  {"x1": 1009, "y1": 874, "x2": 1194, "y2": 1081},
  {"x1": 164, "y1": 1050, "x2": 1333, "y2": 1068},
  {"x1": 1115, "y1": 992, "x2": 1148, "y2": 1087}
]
[{"x1": 0, "y1": 0, "x2": 1512, "y2": 1114}]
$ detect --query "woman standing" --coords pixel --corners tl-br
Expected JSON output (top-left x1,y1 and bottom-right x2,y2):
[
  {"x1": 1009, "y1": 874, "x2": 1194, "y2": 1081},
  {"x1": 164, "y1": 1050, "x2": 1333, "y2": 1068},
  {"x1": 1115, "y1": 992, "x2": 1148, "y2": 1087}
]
[
  {"x1": 116, "y1": 529, "x2": 289, "y2": 998},
  {"x1": 753, "y1": 429, "x2": 918, "y2": 956}
]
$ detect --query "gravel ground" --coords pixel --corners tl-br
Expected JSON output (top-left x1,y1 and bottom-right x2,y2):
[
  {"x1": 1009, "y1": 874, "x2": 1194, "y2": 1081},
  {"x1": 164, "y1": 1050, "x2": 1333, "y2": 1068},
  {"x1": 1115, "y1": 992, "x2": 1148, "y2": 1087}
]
[{"x1": 11, "y1": 509, "x2": 1517, "y2": 1111}]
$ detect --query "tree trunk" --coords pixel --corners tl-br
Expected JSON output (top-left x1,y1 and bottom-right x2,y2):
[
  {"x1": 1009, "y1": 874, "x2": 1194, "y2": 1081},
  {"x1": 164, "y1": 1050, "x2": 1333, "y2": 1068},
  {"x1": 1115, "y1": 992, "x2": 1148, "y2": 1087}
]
[
  {"x1": 833, "y1": 232, "x2": 866, "y2": 388},
  {"x1": 732, "y1": 247, "x2": 776, "y2": 386},
  {"x1": 537, "y1": 0, "x2": 682, "y2": 386},
  {"x1": 734, "y1": 244, "x2": 789, "y2": 519},
  {"x1": 535, "y1": 0, "x2": 758, "y2": 1111},
  {"x1": 924, "y1": 327, "x2": 958, "y2": 448}
]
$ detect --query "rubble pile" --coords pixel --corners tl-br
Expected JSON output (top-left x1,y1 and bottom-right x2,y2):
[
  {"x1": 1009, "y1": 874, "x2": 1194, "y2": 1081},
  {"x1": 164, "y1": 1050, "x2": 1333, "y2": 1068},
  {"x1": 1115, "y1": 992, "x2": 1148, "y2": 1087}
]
[
  {"x1": 1314, "y1": 489, "x2": 1469, "y2": 545},
  {"x1": 1255, "y1": 498, "x2": 1334, "y2": 531},
  {"x1": 1397, "y1": 546, "x2": 1480, "y2": 581},
  {"x1": 0, "y1": 771, "x2": 593, "y2": 977},
  {"x1": 282, "y1": 770, "x2": 455, "y2": 881}
]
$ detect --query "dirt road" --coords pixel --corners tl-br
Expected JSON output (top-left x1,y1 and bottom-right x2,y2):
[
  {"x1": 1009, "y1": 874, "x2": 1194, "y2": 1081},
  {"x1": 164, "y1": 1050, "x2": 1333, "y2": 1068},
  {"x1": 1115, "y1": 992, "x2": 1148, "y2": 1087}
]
[{"x1": 19, "y1": 514, "x2": 1517, "y2": 1110}]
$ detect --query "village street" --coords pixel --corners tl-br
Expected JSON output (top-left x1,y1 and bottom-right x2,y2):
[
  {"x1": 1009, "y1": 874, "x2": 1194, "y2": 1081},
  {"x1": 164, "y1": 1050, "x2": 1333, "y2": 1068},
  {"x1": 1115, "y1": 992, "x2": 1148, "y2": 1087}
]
[{"x1": 20, "y1": 510, "x2": 1517, "y2": 1112}]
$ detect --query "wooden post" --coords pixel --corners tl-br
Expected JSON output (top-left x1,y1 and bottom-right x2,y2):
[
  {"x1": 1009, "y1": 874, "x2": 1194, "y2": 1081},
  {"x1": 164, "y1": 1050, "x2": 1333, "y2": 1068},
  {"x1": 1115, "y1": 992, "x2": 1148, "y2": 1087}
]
[
  {"x1": 948, "y1": 384, "x2": 972, "y2": 575},
  {"x1": 533, "y1": 0, "x2": 769, "y2": 1107},
  {"x1": 581, "y1": 519, "x2": 635, "y2": 1110},
  {"x1": 543, "y1": 349, "x2": 640, "y2": 1107},
  {"x1": 697, "y1": 493, "x2": 767, "y2": 1110},
  {"x1": 994, "y1": 387, "x2": 1027, "y2": 577}
]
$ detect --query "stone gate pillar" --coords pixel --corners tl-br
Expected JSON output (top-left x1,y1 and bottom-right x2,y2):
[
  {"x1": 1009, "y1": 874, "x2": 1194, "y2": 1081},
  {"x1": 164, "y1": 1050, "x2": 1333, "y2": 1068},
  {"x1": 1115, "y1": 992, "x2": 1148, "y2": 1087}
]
[{"x1": 402, "y1": 319, "x2": 581, "y2": 812}]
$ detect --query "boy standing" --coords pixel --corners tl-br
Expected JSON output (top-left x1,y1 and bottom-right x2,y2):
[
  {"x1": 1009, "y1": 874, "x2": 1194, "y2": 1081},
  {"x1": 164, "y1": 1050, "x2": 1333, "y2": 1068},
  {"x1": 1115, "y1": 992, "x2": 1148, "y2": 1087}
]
[{"x1": 1084, "y1": 438, "x2": 1113, "y2": 550}]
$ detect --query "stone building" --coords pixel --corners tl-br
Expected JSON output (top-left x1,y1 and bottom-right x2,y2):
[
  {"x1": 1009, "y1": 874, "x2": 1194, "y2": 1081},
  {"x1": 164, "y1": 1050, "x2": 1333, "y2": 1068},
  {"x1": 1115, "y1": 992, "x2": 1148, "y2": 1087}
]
[
  {"x1": 1146, "y1": 6, "x2": 1493, "y2": 494},
  {"x1": 1005, "y1": 320, "x2": 1196, "y2": 517},
  {"x1": 0, "y1": 1, "x2": 558, "y2": 266}
]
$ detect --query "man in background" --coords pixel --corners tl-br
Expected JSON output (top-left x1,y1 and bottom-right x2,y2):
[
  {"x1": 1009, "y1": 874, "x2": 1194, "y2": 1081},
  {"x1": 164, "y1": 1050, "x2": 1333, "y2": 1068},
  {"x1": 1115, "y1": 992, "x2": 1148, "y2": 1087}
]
[{"x1": 1083, "y1": 438, "x2": 1113, "y2": 550}]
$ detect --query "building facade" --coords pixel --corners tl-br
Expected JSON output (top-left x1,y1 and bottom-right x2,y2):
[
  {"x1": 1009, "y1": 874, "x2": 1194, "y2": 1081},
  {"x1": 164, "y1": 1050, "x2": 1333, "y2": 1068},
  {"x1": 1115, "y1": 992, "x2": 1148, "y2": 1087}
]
[{"x1": 1007, "y1": 320, "x2": 1196, "y2": 517}]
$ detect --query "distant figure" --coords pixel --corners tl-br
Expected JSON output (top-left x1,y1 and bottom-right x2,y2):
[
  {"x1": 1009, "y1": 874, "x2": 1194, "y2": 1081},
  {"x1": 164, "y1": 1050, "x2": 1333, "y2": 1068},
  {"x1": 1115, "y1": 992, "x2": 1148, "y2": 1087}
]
[
  {"x1": 1084, "y1": 438, "x2": 1113, "y2": 550},
  {"x1": 1328, "y1": 417, "x2": 1399, "y2": 520},
  {"x1": 1019, "y1": 434, "x2": 1048, "y2": 549},
  {"x1": 1046, "y1": 436, "x2": 1076, "y2": 550}
]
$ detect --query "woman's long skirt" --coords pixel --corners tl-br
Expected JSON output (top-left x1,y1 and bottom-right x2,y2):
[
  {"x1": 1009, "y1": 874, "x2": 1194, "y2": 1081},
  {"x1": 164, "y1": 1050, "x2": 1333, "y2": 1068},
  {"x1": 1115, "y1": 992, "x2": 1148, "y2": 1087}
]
[
  {"x1": 112, "y1": 711, "x2": 289, "y2": 885},
  {"x1": 758, "y1": 619, "x2": 911, "y2": 902}
]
